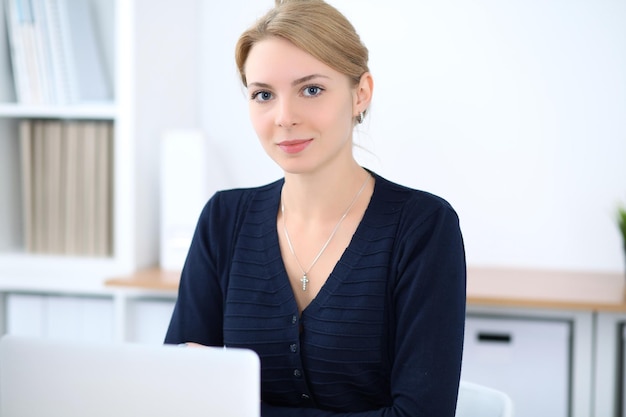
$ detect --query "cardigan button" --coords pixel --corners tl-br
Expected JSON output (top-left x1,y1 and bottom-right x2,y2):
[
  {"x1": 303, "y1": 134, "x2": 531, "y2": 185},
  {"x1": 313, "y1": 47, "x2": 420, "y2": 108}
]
[
  {"x1": 290, "y1": 343, "x2": 298, "y2": 353},
  {"x1": 301, "y1": 393, "x2": 310, "y2": 400},
  {"x1": 293, "y1": 369, "x2": 302, "y2": 378},
  {"x1": 291, "y1": 315, "x2": 298, "y2": 324}
]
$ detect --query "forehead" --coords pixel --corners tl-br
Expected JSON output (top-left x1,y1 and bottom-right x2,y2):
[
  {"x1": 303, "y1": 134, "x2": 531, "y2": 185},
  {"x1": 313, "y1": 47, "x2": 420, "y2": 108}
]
[{"x1": 245, "y1": 37, "x2": 344, "y2": 86}]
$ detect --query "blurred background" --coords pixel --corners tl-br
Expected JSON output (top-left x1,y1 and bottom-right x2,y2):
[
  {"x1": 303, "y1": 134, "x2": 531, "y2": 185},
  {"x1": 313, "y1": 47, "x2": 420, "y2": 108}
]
[{"x1": 0, "y1": 1, "x2": 624, "y2": 416}]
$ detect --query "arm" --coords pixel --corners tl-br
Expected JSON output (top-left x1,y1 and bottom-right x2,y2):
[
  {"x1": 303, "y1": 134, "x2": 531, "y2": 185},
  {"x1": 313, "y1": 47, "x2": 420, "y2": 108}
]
[
  {"x1": 262, "y1": 204, "x2": 467, "y2": 417},
  {"x1": 165, "y1": 191, "x2": 250, "y2": 346}
]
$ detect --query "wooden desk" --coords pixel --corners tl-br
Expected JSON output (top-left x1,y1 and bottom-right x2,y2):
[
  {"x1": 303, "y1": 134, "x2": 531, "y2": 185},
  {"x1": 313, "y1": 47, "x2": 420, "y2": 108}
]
[
  {"x1": 466, "y1": 267, "x2": 626, "y2": 312},
  {"x1": 106, "y1": 266, "x2": 626, "y2": 312},
  {"x1": 105, "y1": 266, "x2": 626, "y2": 417},
  {"x1": 106, "y1": 268, "x2": 180, "y2": 291}
]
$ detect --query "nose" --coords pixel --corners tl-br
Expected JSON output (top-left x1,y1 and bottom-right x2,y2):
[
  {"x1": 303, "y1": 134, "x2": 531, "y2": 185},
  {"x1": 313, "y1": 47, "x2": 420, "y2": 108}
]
[{"x1": 275, "y1": 97, "x2": 298, "y2": 127}]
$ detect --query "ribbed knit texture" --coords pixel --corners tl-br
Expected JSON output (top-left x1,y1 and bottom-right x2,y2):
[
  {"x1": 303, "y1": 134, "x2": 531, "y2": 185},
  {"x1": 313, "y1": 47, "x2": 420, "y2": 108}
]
[{"x1": 165, "y1": 171, "x2": 466, "y2": 417}]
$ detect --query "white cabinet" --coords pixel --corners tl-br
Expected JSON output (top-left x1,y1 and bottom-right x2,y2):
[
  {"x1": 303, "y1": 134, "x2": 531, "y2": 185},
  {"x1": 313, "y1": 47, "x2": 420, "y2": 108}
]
[
  {"x1": 5, "y1": 294, "x2": 46, "y2": 337},
  {"x1": 594, "y1": 312, "x2": 626, "y2": 417},
  {"x1": 47, "y1": 295, "x2": 114, "y2": 342},
  {"x1": 3, "y1": 291, "x2": 177, "y2": 345},
  {"x1": 6, "y1": 293, "x2": 114, "y2": 342},
  {"x1": 462, "y1": 314, "x2": 570, "y2": 417},
  {"x1": 125, "y1": 297, "x2": 176, "y2": 345},
  {"x1": 622, "y1": 324, "x2": 626, "y2": 417}
]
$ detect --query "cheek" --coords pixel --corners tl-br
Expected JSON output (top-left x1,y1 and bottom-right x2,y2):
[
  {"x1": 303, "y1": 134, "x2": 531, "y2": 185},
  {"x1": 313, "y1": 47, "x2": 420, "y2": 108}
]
[
  {"x1": 321, "y1": 100, "x2": 355, "y2": 136},
  {"x1": 249, "y1": 106, "x2": 272, "y2": 139}
]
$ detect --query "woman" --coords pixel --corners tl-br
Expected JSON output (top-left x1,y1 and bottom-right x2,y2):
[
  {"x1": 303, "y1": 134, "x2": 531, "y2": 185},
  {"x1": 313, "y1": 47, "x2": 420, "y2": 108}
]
[{"x1": 165, "y1": 1, "x2": 466, "y2": 415}]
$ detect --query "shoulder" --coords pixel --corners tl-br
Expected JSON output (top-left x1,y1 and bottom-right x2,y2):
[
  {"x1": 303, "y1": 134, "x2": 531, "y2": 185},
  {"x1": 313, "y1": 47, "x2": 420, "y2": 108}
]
[
  {"x1": 189, "y1": 179, "x2": 283, "y2": 260},
  {"x1": 369, "y1": 171, "x2": 458, "y2": 226},
  {"x1": 369, "y1": 172, "x2": 466, "y2": 291},
  {"x1": 201, "y1": 179, "x2": 283, "y2": 218}
]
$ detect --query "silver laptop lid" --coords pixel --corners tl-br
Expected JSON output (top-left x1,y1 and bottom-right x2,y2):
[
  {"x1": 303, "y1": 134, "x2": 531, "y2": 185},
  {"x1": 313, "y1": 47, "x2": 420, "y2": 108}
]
[{"x1": 0, "y1": 335, "x2": 260, "y2": 417}]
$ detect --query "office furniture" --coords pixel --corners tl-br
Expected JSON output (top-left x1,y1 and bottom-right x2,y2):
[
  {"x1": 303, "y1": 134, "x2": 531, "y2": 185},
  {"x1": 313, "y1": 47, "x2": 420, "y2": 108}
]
[
  {"x1": 462, "y1": 315, "x2": 567, "y2": 416},
  {"x1": 0, "y1": 267, "x2": 623, "y2": 416},
  {"x1": 0, "y1": 0, "x2": 200, "y2": 286},
  {"x1": 456, "y1": 380, "x2": 514, "y2": 417},
  {"x1": 467, "y1": 268, "x2": 625, "y2": 417}
]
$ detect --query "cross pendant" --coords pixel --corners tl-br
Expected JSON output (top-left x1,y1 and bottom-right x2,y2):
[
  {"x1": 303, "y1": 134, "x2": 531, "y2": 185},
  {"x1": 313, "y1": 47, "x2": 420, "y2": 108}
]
[{"x1": 301, "y1": 274, "x2": 309, "y2": 291}]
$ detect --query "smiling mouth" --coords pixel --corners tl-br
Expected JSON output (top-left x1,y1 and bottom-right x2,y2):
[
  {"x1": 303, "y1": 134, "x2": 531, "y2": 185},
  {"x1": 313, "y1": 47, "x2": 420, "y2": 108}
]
[{"x1": 277, "y1": 139, "x2": 313, "y2": 154}]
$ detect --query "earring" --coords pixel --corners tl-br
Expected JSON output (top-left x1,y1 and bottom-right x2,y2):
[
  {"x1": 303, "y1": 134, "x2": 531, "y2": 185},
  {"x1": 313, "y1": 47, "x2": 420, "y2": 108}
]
[{"x1": 357, "y1": 111, "x2": 364, "y2": 124}]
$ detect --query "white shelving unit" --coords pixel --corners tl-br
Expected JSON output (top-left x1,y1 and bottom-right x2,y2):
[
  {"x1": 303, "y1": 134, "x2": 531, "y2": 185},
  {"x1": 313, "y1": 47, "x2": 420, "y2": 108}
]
[
  {"x1": 0, "y1": 0, "x2": 200, "y2": 282},
  {"x1": 0, "y1": 0, "x2": 199, "y2": 341},
  {"x1": 0, "y1": 103, "x2": 117, "y2": 119}
]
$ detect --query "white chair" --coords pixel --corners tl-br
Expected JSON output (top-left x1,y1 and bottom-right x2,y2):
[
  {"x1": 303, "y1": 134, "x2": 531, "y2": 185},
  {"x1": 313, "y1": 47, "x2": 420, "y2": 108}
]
[{"x1": 455, "y1": 380, "x2": 514, "y2": 417}]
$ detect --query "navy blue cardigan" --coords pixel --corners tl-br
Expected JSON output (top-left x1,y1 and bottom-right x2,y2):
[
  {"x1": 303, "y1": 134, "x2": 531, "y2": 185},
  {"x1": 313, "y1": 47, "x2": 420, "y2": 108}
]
[{"x1": 165, "y1": 172, "x2": 466, "y2": 416}]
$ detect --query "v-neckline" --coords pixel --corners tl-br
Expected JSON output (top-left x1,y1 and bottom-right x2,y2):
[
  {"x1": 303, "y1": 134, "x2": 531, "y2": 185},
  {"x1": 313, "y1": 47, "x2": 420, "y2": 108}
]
[{"x1": 270, "y1": 178, "x2": 378, "y2": 317}]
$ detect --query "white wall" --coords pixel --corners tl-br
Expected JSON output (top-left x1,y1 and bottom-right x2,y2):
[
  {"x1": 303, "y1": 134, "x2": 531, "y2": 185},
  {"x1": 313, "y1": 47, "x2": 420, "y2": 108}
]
[{"x1": 199, "y1": 0, "x2": 626, "y2": 273}]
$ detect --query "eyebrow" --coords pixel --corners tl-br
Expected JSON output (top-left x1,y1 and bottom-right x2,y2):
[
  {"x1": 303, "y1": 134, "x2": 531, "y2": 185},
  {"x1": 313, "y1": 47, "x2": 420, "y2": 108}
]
[{"x1": 247, "y1": 74, "x2": 330, "y2": 89}]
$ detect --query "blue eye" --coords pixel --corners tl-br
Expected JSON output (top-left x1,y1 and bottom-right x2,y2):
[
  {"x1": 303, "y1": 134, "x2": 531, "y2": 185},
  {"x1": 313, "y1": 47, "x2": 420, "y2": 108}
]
[
  {"x1": 252, "y1": 91, "x2": 273, "y2": 102},
  {"x1": 302, "y1": 86, "x2": 323, "y2": 97}
]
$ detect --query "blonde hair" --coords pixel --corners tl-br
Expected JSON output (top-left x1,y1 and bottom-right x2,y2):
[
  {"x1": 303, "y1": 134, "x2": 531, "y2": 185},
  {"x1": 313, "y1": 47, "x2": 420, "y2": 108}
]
[{"x1": 235, "y1": 0, "x2": 369, "y2": 89}]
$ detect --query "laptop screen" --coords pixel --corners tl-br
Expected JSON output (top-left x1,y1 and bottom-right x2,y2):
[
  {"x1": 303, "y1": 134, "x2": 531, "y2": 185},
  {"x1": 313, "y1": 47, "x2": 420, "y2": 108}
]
[{"x1": 0, "y1": 335, "x2": 260, "y2": 417}]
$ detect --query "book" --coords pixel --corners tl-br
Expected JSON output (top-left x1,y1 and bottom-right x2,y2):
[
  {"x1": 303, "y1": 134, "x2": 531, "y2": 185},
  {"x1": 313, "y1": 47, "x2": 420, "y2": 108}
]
[
  {"x1": 44, "y1": 120, "x2": 63, "y2": 253},
  {"x1": 21, "y1": 13, "x2": 43, "y2": 104},
  {"x1": 5, "y1": 0, "x2": 32, "y2": 103},
  {"x1": 81, "y1": 121, "x2": 97, "y2": 255},
  {"x1": 63, "y1": 120, "x2": 80, "y2": 255},
  {"x1": 18, "y1": 119, "x2": 114, "y2": 257},
  {"x1": 42, "y1": 0, "x2": 71, "y2": 104},
  {"x1": 57, "y1": 0, "x2": 111, "y2": 103},
  {"x1": 94, "y1": 121, "x2": 112, "y2": 256},
  {"x1": 5, "y1": 0, "x2": 111, "y2": 104},
  {"x1": 31, "y1": 120, "x2": 45, "y2": 252},
  {"x1": 31, "y1": 0, "x2": 54, "y2": 103},
  {"x1": 19, "y1": 120, "x2": 34, "y2": 252}
]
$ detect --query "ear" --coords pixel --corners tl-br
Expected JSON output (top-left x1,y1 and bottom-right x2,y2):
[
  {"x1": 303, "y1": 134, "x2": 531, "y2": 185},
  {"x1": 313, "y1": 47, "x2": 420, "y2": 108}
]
[{"x1": 353, "y1": 72, "x2": 374, "y2": 115}]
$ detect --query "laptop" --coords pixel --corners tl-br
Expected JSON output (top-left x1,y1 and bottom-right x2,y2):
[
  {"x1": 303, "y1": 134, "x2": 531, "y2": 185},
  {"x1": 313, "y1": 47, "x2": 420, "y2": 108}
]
[{"x1": 0, "y1": 335, "x2": 260, "y2": 417}]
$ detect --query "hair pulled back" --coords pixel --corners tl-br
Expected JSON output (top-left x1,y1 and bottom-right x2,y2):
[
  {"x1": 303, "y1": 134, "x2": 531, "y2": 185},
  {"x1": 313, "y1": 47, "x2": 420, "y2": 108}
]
[{"x1": 235, "y1": 0, "x2": 369, "y2": 88}]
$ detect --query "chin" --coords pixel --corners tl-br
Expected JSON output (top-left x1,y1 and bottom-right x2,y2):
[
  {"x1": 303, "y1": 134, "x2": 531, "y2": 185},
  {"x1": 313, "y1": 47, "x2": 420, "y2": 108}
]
[{"x1": 275, "y1": 159, "x2": 316, "y2": 176}]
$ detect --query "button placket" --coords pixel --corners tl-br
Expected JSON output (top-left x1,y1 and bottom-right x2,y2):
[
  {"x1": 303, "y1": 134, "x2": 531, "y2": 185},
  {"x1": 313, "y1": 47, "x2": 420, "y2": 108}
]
[{"x1": 288, "y1": 312, "x2": 310, "y2": 403}]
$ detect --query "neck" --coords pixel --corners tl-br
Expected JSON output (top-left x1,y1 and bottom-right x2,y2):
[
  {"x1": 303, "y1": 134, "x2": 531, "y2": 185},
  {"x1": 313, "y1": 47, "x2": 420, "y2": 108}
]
[{"x1": 282, "y1": 163, "x2": 370, "y2": 221}]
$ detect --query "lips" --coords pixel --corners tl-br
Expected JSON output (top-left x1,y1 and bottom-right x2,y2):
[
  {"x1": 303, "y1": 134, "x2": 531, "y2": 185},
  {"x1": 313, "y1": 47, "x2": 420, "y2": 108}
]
[{"x1": 277, "y1": 139, "x2": 313, "y2": 154}]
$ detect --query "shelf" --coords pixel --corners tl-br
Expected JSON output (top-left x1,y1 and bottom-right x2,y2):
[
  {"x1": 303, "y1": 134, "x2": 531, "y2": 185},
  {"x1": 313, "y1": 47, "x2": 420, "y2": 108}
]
[
  {"x1": 0, "y1": 102, "x2": 117, "y2": 120},
  {"x1": 0, "y1": 253, "x2": 125, "y2": 293}
]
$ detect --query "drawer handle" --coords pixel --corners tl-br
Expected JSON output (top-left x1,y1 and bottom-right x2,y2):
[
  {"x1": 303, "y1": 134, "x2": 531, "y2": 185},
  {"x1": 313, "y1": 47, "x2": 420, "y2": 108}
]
[{"x1": 477, "y1": 332, "x2": 512, "y2": 343}]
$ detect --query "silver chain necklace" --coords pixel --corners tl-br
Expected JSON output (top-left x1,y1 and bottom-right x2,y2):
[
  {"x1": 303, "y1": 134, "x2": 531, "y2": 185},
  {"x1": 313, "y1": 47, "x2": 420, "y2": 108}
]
[{"x1": 281, "y1": 175, "x2": 371, "y2": 291}]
